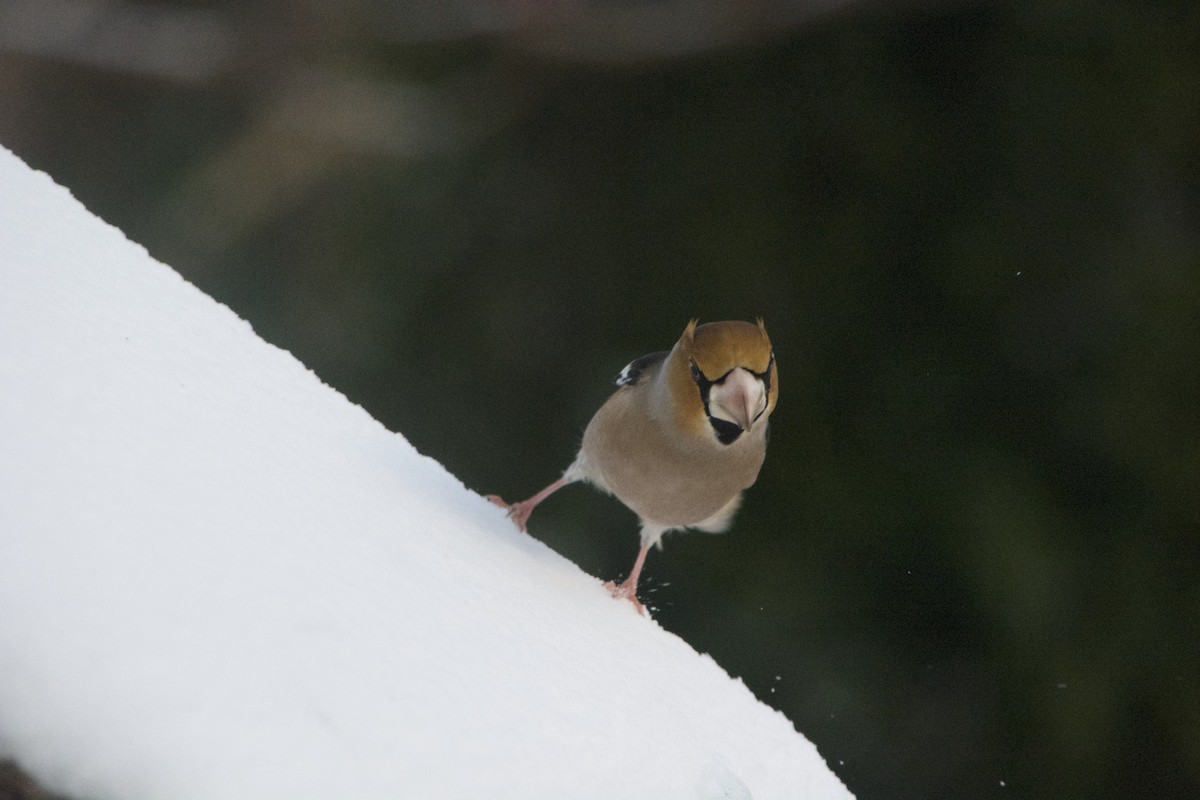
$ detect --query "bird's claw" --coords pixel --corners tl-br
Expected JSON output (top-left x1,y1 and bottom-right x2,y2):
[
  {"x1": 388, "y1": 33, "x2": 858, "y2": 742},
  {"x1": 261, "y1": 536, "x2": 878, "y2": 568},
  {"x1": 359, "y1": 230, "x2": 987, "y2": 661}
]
[
  {"x1": 604, "y1": 579, "x2": 645, "y2": 614},
  {"x1": 484, "y1": 494, "x2": 531, "y2": 532}
]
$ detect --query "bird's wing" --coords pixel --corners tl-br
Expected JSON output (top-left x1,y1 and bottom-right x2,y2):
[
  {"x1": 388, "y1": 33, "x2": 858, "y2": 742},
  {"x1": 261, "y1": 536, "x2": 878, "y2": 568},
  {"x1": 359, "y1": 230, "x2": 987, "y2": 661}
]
[{"x1": 614, "y1": 350, "x2": 668, "y2": 387}]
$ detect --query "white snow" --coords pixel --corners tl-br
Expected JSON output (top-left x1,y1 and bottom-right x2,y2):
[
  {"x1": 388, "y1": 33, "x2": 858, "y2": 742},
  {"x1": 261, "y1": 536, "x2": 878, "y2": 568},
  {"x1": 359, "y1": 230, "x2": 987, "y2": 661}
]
[{"x1": 0, "y1": 145, "x2": 853, "y2": 800}]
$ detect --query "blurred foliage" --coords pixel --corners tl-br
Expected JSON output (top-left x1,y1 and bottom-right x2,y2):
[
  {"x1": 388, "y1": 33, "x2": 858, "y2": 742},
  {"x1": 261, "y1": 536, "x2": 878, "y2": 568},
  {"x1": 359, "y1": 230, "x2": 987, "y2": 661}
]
[{"x1": 2, "y1": 1, "x2": 1198, "y2": 798}]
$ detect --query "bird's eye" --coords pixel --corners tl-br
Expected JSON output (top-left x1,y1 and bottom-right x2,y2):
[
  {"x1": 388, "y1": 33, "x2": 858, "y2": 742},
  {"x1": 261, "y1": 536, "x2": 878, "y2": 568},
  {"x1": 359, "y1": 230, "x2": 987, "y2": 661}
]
[
  {"x1": 756, "y1": 350, "x2": 775, "y2": 391},
  {"x1": 689, "y1": 360, "x2": 703, "y2": 383}
]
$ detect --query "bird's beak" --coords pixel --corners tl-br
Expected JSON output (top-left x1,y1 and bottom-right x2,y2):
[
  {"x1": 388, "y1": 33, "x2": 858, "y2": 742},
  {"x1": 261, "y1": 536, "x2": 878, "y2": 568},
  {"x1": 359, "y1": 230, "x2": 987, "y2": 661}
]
[{"x1": 709, "y1": 368, "x2": 765, "y2": 432}]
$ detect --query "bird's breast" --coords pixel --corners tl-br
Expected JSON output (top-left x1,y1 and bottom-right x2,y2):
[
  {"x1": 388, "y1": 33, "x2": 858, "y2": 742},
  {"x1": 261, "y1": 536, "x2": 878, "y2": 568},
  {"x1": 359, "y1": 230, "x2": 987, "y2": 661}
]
[{"x1": 579, "y1": 391, "x2": 766, "y2": 527}]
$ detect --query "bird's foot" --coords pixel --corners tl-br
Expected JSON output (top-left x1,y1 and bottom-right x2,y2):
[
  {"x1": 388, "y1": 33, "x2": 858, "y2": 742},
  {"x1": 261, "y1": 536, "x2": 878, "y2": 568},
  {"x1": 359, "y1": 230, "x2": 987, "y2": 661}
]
[
  {"x1": 484, "y1": 494, "x2": 533, "y2": 532},
  {"x1": 604, "y1": 579, "x2": 645, "y2": 614}
]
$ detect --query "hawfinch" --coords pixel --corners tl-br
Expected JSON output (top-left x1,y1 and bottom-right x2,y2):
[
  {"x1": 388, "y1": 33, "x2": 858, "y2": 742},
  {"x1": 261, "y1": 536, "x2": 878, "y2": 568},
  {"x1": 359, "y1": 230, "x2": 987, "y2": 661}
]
[{"x1": 488, "y1": 319, "x2": 778, "y2": 612}]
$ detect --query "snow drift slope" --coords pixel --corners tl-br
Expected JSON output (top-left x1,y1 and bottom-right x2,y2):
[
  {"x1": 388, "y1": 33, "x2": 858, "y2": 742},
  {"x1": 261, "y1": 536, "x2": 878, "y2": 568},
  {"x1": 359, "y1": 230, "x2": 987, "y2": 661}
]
[{"x1": 0, "y1": 146, "x2": 852, "y2": 800}]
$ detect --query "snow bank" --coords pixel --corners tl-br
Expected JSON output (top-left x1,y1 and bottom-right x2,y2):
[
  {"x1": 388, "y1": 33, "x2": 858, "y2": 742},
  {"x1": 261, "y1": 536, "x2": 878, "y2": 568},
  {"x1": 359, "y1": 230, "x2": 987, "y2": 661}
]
[{"x1": 0, "y1": 145, "x2": 852, "y2": 800}]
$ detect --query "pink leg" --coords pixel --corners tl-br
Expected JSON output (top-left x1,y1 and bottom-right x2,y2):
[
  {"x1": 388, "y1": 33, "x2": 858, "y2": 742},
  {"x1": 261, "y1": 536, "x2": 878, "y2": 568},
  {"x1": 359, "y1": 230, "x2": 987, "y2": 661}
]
[
  {"x1": 605, "y1": 538, "x2": 652, "y2": 614},
  {"x1": 485, "y1": 477, "x2": 568, "y2": 532}
]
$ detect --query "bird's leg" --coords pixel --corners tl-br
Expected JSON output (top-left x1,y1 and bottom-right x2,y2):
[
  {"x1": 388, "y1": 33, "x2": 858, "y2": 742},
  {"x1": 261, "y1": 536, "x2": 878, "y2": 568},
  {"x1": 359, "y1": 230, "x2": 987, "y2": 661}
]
[
  {"x1": 605, "y1": 538, "x2": 652, "y2": 614},
  {"x1": 485, "y1": 477, "x2": 568, "y2": 532}
]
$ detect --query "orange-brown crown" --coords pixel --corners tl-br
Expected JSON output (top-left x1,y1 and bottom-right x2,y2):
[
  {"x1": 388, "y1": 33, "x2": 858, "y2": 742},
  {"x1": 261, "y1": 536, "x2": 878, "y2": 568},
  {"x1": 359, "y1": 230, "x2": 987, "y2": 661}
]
[{"x1": 682, "y1": 319, "x2": 773, "y2": 377}]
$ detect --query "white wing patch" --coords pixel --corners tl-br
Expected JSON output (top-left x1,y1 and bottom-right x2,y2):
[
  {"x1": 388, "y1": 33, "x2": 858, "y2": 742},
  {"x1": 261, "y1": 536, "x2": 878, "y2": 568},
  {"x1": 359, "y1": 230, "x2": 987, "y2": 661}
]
[
  {"x1": 613, "y1": 350, "x2": 668, "y2": 387},
  {"x1": 616, "y1": 361, "x2": 637, "y2": 386}
]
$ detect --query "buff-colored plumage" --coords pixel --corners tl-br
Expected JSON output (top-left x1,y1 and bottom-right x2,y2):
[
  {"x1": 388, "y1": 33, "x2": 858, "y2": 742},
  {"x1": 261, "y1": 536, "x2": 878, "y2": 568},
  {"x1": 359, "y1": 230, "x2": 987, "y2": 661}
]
[{"x1": 488, "y1": 319, "x2": 778, "y2": 612}]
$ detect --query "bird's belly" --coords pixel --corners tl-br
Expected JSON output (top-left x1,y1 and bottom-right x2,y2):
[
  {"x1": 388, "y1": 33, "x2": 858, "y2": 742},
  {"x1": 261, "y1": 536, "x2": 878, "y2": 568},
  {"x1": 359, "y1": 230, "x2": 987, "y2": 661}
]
[{"x1": 591, "y1": 440, "x2": 762, "y2": 527}]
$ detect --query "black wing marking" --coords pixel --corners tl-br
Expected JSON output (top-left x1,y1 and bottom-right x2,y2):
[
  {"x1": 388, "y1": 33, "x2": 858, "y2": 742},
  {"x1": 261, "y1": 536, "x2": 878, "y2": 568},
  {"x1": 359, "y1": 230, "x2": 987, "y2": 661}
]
[{"x1": 614, "y1": 350, "x2": 668, "y2": 387}]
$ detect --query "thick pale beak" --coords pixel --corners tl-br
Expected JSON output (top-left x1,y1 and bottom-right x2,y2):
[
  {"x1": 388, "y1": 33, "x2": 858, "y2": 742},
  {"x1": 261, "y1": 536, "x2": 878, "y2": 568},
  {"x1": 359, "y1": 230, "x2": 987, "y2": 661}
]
[{"x1": 709, "y1": 367, "x2": 765, "y2": 432}]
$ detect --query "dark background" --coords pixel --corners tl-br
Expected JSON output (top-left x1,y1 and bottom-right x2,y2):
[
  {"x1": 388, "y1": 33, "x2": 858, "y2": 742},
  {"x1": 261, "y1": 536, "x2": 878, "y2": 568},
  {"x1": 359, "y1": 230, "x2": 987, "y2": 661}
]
[{"x1": 2, "y1": 1, "x2": 1197, "y2": 798}]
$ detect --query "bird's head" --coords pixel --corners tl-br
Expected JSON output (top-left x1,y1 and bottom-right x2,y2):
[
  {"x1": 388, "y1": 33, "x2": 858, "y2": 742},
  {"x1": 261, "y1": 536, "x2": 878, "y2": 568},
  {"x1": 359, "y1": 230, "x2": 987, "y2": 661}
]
[{"x1": 669, "y1": 319, "x2": 777, "y2": 445}]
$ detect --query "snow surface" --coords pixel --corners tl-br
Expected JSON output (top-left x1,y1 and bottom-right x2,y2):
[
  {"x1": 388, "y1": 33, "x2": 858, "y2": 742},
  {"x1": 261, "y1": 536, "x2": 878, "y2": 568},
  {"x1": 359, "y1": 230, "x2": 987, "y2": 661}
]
[{"x1": 0, "y1": 145, "x2": 852, "y2": 800}]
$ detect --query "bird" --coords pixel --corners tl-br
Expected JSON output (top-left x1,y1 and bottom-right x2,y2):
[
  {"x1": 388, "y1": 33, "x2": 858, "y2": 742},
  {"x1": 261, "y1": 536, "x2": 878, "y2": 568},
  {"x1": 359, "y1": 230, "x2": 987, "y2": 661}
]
[{"x1": 487, "y1": 319, "x2": 778, "y2": 613}]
